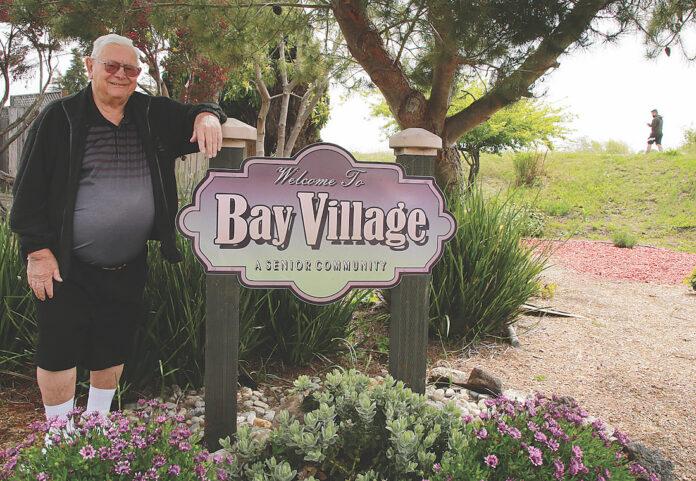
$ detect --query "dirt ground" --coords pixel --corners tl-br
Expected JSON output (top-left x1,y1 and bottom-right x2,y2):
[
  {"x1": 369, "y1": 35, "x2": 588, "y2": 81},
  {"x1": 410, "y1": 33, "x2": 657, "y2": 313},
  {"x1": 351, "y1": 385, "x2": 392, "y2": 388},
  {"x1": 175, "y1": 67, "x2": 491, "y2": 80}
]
[{"x1": 2, "y1": 257, "x2": 695, "y2": 480}]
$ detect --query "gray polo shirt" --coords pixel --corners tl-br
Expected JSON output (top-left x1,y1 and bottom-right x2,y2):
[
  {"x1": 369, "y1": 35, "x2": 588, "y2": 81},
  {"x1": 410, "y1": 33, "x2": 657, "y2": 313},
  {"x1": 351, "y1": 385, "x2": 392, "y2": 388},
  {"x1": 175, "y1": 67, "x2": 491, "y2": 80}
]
[{"x1": 72, "y1": 93, "x2": 155, "y2": 266}]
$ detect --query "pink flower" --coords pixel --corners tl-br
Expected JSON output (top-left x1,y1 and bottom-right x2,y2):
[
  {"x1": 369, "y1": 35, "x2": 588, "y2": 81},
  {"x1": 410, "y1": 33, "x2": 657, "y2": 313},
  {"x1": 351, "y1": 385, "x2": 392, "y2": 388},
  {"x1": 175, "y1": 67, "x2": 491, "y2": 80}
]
[
  {"x1": 168, "y1": 464, "x2": 181, "y2": 476},
  {"x1": 527, "y1": 446, "x2": 543, "y2": 466},
  {"x1": 79, "y1": 445, "x2": 96, "y2": 460},
  {"x1": 476, "y1": 428, "x2": 488, "y2": 440},
  {"x1": 484, "y1": 454, "x2": 499, "y2": 468}
]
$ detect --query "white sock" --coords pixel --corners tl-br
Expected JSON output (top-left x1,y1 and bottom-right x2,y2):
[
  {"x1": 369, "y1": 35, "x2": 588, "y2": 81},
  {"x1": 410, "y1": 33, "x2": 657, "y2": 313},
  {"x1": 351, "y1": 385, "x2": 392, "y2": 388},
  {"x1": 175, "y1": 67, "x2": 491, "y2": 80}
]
[
  {"x1": 44, "y1": 397, "x2": 75, "y2": 436},
  {"x1": 86, "y1": 385, "x2": 116, "y2": 417}
]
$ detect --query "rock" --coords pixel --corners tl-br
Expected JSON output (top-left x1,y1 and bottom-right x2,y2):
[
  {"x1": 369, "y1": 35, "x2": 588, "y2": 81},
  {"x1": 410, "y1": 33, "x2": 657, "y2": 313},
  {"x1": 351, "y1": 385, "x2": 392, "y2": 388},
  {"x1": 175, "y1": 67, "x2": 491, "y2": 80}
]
[
  {"x1": 253, "y1": 400, "x2": 270, "y2": 410},
  {"x1": 552, "y1": 395, "x2": 576, "y2": 408},
  {"x1": 429, "y1": 367, "x2": 469, "y2": 385},
  {"x1": 242, "y1": 400, "x2": 254, "y2": 408},
  {"x1": 245, "y1": 411, "x2": 257, "y2": 423},
  {"x1": 445, "y1": 388, "x2": 455, "y2": 398},
  {"x1": 194, "y1": 400, "x2": 205, "y2": 409},
  {"x1": 263, "y1": 411, "x2": 275, "y2": 422},
  {"x1": 252, "y1": 428, "x2": 271, "y2": 444},
  {"x1": 253, "y1": 418, "x2": 273, "y2": 429},
  {"x1": 273, "y1": 393, "x2": 305, "y2": 424},
  {"x1": 432, "y1": 389, "x2": 446, "y2": 402},
  {"x1": 466, "y1": 368, "x2": 503, "y2": 396},
  {"x1": 625, "y1": 443, "x2": 674, "y2": 481},
  {"x1": 502, "y1": 389, "x2": 528, "y2": 402}
]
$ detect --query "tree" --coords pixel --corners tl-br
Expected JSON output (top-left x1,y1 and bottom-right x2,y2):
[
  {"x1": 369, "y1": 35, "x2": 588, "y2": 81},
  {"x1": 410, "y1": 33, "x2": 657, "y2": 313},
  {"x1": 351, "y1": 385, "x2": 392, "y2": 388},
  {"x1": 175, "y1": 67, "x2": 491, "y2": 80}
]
[
  {"x1": 52, "y1": 47, "x2": 87, "y2": 94},
  {"x1": 0, "y1": 7, "x2": 60, "y2": 156},
  {"x1": 453, "y1": 90, "x2": 569, "y2": 185},
  {"x1": 373, "y1": 84, "x2": 569, "y2": 185},
  {"x1": 327, "y1": 0, "x2": 644, "y2": 190}
]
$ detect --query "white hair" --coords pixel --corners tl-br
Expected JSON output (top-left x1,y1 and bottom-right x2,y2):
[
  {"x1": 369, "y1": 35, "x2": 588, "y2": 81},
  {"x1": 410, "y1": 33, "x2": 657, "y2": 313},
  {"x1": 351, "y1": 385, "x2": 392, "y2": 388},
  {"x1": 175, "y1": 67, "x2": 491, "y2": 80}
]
[{"x1": 90, "y1": 34, "x2": 140, "y2": 65}]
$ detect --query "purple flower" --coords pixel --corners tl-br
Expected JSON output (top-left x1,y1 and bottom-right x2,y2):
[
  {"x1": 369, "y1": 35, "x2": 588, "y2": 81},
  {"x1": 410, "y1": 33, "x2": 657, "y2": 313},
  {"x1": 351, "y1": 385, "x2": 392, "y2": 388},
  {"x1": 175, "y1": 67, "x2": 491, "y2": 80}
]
[
  {"x1": 546, "y1": 438, "x2": 560, "y2": 452},
  {"x1": 569, "y1": 457, "x2": 580, "y2": 476},
  {"x1": 146, "y1": 467, "x2": 159, "y2": 480},
  {"x1": 36, "y1": 473, "x2": 50, "y2": 481},
  {"x1": 476, "y1": 428, "x2": 488, "y2": 440},
  {"x1": 613, "y1": 429, "x2": 632, "y2": 447},
  {"x1": 628, "y1": 463, "x2": 648, "y2": 476},
  {"x1": 114, "y1": 461, "x2": 132, "y2": 475},
  {"x1": 484, "y1": 454, "x2": 499, "y2": 468},
  {"x1": 553, "y1": 459, "x2": 565, "y2": 480},
  {"x1": 571, "y1": 445, "x2": 583, "y2": 459},
  {"x1": 216, "y1": 471, "x2": 229, "y2": 481},
  {"x1": 156, "y1": 415, "x2": 168, "y2": 424},
  {"x1": 174, "y1": 414, "x2": 186, "y2": 423},
  {"x1": 649, "y1": 473, "x2": 660, "y2": 481},
  {"x1": 152, "y1": 455, "x2": 166, "y2": 468},
  {"x1": 508, "y1": 427, "x2": 521, "y2": 439},
  {"x1": 433, "y1": 463, "x2": 441, "y2": 473},
  {"x1": 194, "y1": 450, "x2": 210, "y2": 463},
  {"x1": 534, "y1": 431, "x2": 548, "y2": 443},
  {"x1": 195, "y1": 464, "x2": 207, "y2": 479},
  {"x1": 178, "y1": 441, "x2": 192, "y2": 452},
  {"x1": 168, "y1": 465, "x2": 181, "y2": 476},
  {"x1": 527, "y1": 446, "x2": 543, "y2": 466},
  {"x1": 79, "y1": 445, "x2": 96, "y2": 460},
  {"x1": 527, "y1": 421, "x2": 539, "y2": 432}
]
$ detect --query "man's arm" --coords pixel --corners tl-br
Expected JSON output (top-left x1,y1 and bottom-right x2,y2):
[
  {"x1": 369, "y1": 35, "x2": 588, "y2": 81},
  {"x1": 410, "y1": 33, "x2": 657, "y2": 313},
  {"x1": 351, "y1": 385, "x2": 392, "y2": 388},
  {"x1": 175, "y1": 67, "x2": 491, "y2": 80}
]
[
  {"x1": 190, "y1": 112, "x2": 223, "y2": 158},
  {"x1": 26, "y1": 248, "x2": 62, "y2": 301}
]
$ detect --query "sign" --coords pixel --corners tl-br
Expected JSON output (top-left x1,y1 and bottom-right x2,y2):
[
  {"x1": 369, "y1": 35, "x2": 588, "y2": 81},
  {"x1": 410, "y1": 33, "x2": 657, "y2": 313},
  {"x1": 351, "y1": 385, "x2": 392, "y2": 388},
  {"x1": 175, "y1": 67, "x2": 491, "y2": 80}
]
[{"x1": 177, "y1": 143, "x2": 456, "y2": 304}]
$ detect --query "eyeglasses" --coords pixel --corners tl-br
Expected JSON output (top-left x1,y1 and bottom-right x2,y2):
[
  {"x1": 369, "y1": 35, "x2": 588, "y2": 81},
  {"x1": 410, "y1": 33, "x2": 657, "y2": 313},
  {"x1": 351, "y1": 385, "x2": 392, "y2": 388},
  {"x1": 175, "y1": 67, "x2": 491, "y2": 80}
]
[{"x1": 92, "y1": 58, "x2": 141, "y2": 78}]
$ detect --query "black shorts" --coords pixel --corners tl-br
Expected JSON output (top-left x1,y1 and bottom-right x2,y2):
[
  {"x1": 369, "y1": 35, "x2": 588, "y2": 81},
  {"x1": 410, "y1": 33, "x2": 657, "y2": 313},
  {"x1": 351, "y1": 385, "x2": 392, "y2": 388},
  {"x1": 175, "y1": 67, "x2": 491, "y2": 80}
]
[
  {"x1": 648, "y1": 134, "x2": 662, "y2": 145},
  {"x1": 34, "y1": 251, "x2": 148, "y2": 372}
]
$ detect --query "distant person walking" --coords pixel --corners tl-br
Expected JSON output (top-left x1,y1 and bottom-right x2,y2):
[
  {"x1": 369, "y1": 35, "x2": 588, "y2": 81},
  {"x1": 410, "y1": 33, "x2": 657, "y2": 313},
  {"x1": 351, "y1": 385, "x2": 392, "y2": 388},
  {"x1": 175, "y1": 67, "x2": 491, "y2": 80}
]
[{"x1": 646, "y1": 109, "x2": 663, "y2": 153}]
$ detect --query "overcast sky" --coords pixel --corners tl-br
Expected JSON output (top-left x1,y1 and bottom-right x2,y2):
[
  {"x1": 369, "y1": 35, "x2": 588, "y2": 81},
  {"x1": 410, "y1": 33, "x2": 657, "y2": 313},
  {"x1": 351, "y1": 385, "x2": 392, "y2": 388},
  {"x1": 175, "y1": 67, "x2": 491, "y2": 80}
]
[{"x1": 322, "y1": 32, "x2": 696, "y2": 153}]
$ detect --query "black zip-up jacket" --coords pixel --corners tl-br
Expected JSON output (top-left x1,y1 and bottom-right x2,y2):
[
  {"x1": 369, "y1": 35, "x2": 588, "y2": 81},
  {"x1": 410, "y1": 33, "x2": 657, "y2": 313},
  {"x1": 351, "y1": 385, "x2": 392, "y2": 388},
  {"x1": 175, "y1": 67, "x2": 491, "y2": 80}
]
[{"x1": 9, "y1": 85, "x2": 226, "y2": 277}]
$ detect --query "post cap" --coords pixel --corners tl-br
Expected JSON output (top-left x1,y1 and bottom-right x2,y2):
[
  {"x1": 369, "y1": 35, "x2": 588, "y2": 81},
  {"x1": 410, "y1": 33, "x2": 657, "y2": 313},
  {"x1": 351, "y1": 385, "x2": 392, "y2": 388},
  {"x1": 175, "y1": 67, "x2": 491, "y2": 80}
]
[
  {"x1": 221, "y1": 118, "x2": 256, "y2": 141},
  {"x1": 389, "y1": 128, "x2": 442, "y2": 156}
]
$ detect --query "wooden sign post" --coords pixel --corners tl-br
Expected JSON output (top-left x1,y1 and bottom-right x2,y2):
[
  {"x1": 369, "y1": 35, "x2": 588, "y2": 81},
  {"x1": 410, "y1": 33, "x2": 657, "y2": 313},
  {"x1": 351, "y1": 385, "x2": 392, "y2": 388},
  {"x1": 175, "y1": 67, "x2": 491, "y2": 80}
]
[
  {"x1": 388, "y1": 128, "x2": 443, "y2": 394},
  {"x1": 204, "y1": 119, "x2": 256, "y2": 450}
]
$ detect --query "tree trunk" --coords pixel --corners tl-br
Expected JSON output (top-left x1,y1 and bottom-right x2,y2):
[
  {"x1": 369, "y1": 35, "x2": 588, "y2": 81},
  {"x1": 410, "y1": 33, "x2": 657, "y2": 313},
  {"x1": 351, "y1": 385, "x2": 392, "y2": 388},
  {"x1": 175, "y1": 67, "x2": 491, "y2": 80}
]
[
  {"x1": 254, "y1": 65, "x2": 272, "y2": 157},
  {"x1": 284, "y1": 80, "x2": 326, "y2": 157}
]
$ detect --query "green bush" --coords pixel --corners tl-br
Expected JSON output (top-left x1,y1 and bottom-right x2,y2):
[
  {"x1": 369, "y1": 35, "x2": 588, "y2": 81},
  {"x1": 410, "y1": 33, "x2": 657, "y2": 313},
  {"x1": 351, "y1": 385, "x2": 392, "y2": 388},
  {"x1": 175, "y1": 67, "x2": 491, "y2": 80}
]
[
  {"x1": 684, "y1": 267, "x2": 696, "y2": 291},
  {"x1": 543, "y1": 199, "x2": 572, "y2": 217},
  {"x1": 427, "y1": 393, "x2": 654, "y2": 481},
  {"x1": 0, "y1": 218, "x2": 36, "y2": 374},
  {"x1": 513, "y1": 152, "x2": 545, "y2": 186},
  {"x1": 611, "y1": 230, "x2": 637, "y2": 248},
  {"x1": 429, "y1": 186, "x2": 549, "y2": 340},
  {"x1": 603, "y1": 139, "x2": 631, "y2": 155},
  {"x1": 218, "y1": 369, "x2": 461, "y2": 481}
]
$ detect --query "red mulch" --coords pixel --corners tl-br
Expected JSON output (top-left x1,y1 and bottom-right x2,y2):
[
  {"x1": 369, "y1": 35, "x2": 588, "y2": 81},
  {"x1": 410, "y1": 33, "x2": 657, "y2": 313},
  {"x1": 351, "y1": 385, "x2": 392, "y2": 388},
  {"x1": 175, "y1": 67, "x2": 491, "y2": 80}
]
[{"x1": 528, "y1": 239, "x2": 696, "y2": 284}]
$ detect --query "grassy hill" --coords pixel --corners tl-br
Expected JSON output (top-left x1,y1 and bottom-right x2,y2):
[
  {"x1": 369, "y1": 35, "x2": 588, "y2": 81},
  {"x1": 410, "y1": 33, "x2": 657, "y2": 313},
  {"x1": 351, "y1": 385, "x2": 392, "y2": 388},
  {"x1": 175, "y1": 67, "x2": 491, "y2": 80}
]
[{"x1": 356, "y1": 149, "x2": 696, "y2": 253}]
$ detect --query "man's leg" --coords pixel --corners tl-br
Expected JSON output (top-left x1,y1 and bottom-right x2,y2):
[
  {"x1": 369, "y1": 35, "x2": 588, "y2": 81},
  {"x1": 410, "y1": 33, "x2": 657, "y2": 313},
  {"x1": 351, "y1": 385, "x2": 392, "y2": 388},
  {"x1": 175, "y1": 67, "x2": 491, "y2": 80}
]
[
  {"x1": 37, "y1": 366, "x2": 76, "y2": 406},
  {"x1": 86, "y1": 364, "x2": 124, "y2": 416},
  {"x1": 657, "y1": 143, "x2": 663, "y2": 152},
  {"x1": 37, "y1": 367, "x2": 77, "y2": 436},
  {"x1": 646, "y1": 142, "x2": 652, "y2": 153}
]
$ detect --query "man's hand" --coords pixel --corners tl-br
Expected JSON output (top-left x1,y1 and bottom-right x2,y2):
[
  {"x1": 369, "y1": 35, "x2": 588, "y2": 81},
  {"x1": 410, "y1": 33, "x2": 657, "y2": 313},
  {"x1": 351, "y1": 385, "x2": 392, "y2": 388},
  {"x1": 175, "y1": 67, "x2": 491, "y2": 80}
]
[
  {"x1": 27, "y1": 248, "x2": 62, "y2": 301},
  {"x1": 191, "y1": 112, "x2": 222, "y2": 158}
]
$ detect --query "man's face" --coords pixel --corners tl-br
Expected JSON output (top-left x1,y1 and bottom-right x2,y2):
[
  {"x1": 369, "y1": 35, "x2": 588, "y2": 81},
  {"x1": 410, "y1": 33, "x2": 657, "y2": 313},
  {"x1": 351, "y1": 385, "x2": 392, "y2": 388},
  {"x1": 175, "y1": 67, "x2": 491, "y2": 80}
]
[
  {"x1": 86, "y1": 43, "x2": 139, "y2": 104},
  {"x1": 651, "y1": 111, "x2": 657, "y2": 118}
]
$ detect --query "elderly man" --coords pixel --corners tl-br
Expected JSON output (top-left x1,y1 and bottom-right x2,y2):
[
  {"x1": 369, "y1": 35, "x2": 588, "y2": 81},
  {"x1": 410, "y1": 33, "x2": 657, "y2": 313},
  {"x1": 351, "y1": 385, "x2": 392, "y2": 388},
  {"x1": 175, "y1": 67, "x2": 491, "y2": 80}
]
[{"x1": 9, "y1": 33, "x2": 226, "y2": 426}]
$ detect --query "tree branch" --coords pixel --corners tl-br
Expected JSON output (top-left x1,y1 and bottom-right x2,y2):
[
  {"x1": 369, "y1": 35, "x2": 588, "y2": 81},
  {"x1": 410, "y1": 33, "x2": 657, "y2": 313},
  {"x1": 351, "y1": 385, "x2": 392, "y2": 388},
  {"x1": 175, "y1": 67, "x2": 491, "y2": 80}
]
[
  {"x1": 444, "y1": 0, "x2": 612, "y2": 145},
  {"x1": 330, "y1": 0, "x2": 429, "y2": 130}
]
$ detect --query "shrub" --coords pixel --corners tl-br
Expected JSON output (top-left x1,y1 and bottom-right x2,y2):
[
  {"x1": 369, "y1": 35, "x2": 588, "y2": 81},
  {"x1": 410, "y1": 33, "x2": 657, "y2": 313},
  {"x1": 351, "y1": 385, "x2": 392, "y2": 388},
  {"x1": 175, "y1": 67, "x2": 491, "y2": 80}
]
[
  {"x1": 513, "y1": 206, "x2": 547, "y2": 238},
  {"x1": 218, "y1": 369, "x2": 461, "y2": 481},
  {"x1": 429, "y1": 186, "x2": 549, "y2": 340},
  {"x1": 612, "y1": 230, "x2": 637, "y2": 249},
  {"x1": 543, "y1": 199, "x2": 572, "y2": 217},
  {"x1": 684, "y1": 266, "x2": 696, "y2": 291},
  {"x1": 513, "y1": 152, "x2": 546, "y2": 186},
  {"x1": 427, "y1": 393, "x2": 656, "y2": 481},
  {"x1": 603, "y1": 139, "x2": 631, "y2": 155},
  {"x1": 0, "y1": 401, "x2": 228, "y2": 480},
  {"x1": 0, "y1": 218, "x2": 36, "y2": 374}
]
